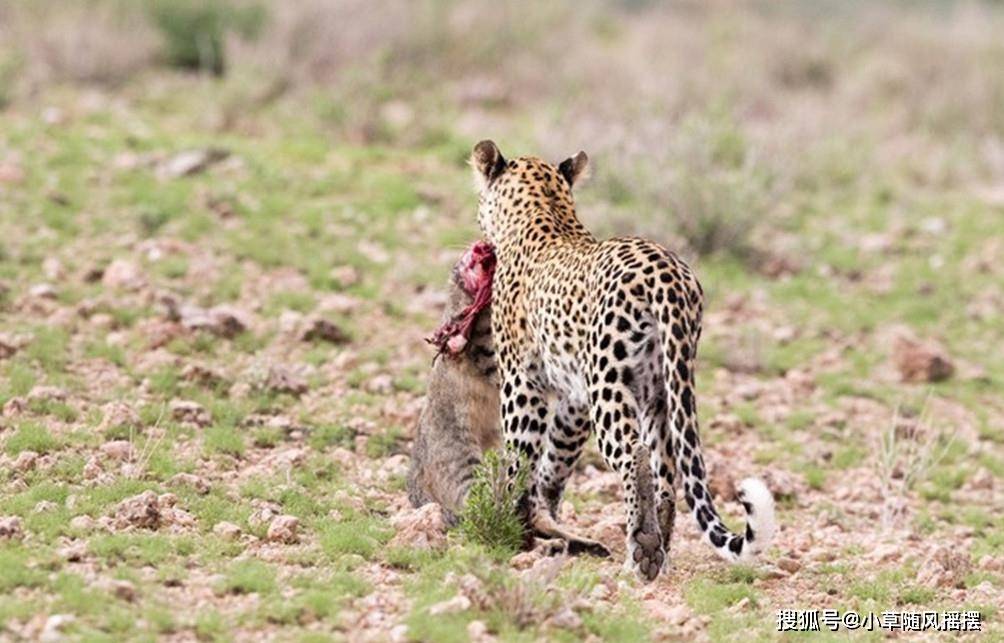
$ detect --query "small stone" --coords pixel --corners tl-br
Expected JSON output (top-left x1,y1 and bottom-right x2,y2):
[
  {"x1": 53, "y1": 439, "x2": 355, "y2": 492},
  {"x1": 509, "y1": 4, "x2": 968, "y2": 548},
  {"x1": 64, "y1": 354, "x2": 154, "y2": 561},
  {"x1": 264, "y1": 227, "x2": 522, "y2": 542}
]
[
  {"x1": 509, "y1": 550, "x2": 541, "y2": 570},
  {"x1": 100, "y1": 440, "x2": 134, "y2": 461},
  {"x1": 169, "y1": 399, "x2": 211, "y2": 427},
  {"x1": 102, "y1": 259, "x2": 144, "y2": 290},
  {"x1": 776, "y1": 557, "x2": 801, "y2": 574},
  {"x1": 300, "y1": 316, "x2": 351, "y2": 344},
  {"x1": 83, "y1": 457, "x2": 103, "y2": 480},
  {"x1": 181, "y1": 363, "x2": 225, "y2": 388},
  {"x1": 70, "y1": 515, "x2": 96, "y2": 531},
  {"x1": 366, "y1": 374, "x2": 394, "y2": 394},
  {"x1": 916, "y1": 545, "x2": 971, "y2": 588},
  {"x1": 99, "y1": 402, "x2": 140, "y2": 433},
  {"x1": 0, "y1": 516, "x2": 25, "y2": 540},
  {"x1": 213, "y1": 521, "x2": 241, "y2": 540},
  {"x1": 893, "y1": 335, "x2": 954, "y2": 383},
  {"x1": 40, "y1": 614, "x2": 75, "y2": 643},
  {"x1": 13, "y1": 450, "x2": 39, "y2": 472},
  {"x1": 429, "y1": 594, "x2": 471, "y2": 616},
  {"x1": 169, "y1": 472, "x2": 210, "y2": 495},
  {"x1": 548, "y1": 607, "x2": 582, "y2": 630},
  {"x1": 265, "y1": 366, "x2": 308, "y2": 396},
  {"x1": 112, "y1": 491, "x2": 161, "y2": 530},
  {"x1": 158, "y1": 148, "x2": 229, "y2": 179},
  {"x1": 467, "y1": 620, "x2": 489, "y2": 640},
  {"x1": 266, "y1": 514, "x2": 300, "y2": 544},
  {"x1": 28, "y1": 385, "x2": 67, "y2": 403},
  {"x1": 34, "y1": 500, "x2": 58, "y2": 513},
  {"x1": 59, "y1": 540, "x2": 88, "y2": 562},
  {"x1": 331, "y1": 265, "x2": 360, "y2": 287},
  {"x1": 388, "y1": 503, "x2": 447, "y2": 550},
  {"x1": 29, "y1": 283, "x2": 58, "y2": 299},
  {"x1": 108, "y1": 579, "x2": 136, "y2": 602},
  {"x1": 2, "y1": 397, "x2": 26, "y2": 416}
]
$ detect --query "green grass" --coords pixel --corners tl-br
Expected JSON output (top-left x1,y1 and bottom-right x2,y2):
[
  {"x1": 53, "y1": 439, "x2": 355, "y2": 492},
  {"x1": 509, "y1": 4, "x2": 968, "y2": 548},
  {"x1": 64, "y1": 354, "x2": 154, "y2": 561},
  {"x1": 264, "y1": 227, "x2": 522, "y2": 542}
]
[{"x1": 4, "y1": 422, "x2": 61, "y2": 455}]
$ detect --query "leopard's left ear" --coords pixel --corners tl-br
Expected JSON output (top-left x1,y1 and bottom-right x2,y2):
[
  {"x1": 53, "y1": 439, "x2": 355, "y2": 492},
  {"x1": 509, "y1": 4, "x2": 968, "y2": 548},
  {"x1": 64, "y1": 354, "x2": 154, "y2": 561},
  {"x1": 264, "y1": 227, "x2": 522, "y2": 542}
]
[
  {"x1": 471, "y1": 140, "x2": 507, "y2": 190},
  {"x1": 558, "y1": 151, "x2": 589, "y2": 188}
]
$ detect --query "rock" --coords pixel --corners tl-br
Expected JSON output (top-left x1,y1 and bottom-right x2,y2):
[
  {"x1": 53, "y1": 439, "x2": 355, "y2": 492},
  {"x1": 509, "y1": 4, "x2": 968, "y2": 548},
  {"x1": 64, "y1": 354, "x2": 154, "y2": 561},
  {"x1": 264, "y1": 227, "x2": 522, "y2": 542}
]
[
  {"x1": 645, "y1": 601, "x2": 691, "y2": 625},
  {"x1": 965, "y1": 468, "x2": 994, "y2": 491},
  {"x1": 69, "y1": 515, "x2": 96, "y2": 531},
  {"x1": 366, "y1": 374, "x2": 394, "y2": 394},
  {"x1": 509, "y1": 550, "x2": 542, "y2": 570},
  {"x1": 34, "y1": 501, "x2": 58, "y2": 513},
  {"x1": 100, "y1": 440, "x2": 133, "y2": 461},
  {"x1": 13, "y1": 450, "x2": 39, "y2": 472},
  {"x1": 107, "y1": 579, "x2": 136, "y2": 602},
  {"x1": 169, "y1": 399, "x2": 211, "y2": 427},
  {"x1": 40, "y1": 614, "x2": 75, "y2": 643},
  {"x1": 893, "y1": 335, "x2": 954, "y2": 383},
  {"x1": 2, "y1": 397, "x2": 26, "y2": 416},
  {"x1": 300, "y1": 316, "x2": 351, "y2": 344},
  {"x1": 868, "y1": 543, "x2": 901, "y2": 564},
  {"x1": 248, "y1": 501, "x2": 282, "y2": 530},
  {"x1": 158, "y1": 148, "x2": 229, "y2": 179},
  {"x1": 99, "y1": 402, "x2": 140, "y2": 433},
  {"x1": 761, "y1": 468, "x2": 800, "y2": 500},
  {"x1": 916, "y1": 545, "x2": 971, "y2": 588},
  {"x1": 112, "y1": 491, "x2": 161, "y2": 530},
  {"x1": 548, "y1": 607, "x2": 582, "y2": 630},
  {"x1": 467, "y1": 620, "x2": 490, "y2": 641},
  {"x1": 0, "y1": 516, "x2": 25, "y2": 540},
  {"x1": 429, "y1": 594, "x2": 471, "y2": 616},
  {"x1": 331, "y1": 265, "x2": 360, "y2": 288},
  {"x1": 265, "y1": 366, "x2": 308, "y2": 396},
  {"x1": 213, "y1": 521, "x2": 242, "y2": 540},
  {"x1": 708, "y1": 459, "x2": 737, "y2": 501},
  {"x1": 169, "y1": 472, "x2": 210, "y2": 495},
  {"x1": 388, "y1": 503, "x2": 447, "y2": 550},
  {"x1": 181, "y1": 363, "x2": 225, "y2": 388},
  {"x1": 83, "y1": 457, "x2": 103, "y2": 480},
  {"x1": 29, "y1": 283, "x2": 58, "y2": 299},
  {"x1": 176, "y1": 302, "x2": 249, "y2": 338},
  {"x1": 777, "y1": 557, "x2": 801, "y2": 574},
  {"x1": 0, "y1": 332, "x2": 28, "y2": 359},
  {"x1": 266, "y1": 514, "x2": 300, "y2": 544},
  {"x1": 0, "y1": 161, "x2": 25, "y2": 184},
  {"x1": 27, "y1": 385, "x2": 67, "y2": 403},
  {"x1": 59, "y1": 540, "x2": 88, "y2": 562},
  {"x1": 102, "y1": 259, "x2": 144, "y2": 290}
]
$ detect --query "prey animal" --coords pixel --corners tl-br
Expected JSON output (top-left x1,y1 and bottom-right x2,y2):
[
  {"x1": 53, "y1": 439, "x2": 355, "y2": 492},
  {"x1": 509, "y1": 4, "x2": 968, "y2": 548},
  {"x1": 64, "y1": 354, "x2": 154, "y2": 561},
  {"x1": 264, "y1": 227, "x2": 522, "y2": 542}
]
[{"x1": 407, "y1": 242, "x2": 500, "y2": 525}]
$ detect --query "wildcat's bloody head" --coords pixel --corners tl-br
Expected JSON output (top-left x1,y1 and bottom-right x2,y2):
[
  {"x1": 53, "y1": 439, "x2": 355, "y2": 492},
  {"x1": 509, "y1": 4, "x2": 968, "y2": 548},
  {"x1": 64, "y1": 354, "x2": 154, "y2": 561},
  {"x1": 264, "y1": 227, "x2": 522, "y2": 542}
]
[{"x1": 426, "y1": 240, "x2": 495, "y2": 357}]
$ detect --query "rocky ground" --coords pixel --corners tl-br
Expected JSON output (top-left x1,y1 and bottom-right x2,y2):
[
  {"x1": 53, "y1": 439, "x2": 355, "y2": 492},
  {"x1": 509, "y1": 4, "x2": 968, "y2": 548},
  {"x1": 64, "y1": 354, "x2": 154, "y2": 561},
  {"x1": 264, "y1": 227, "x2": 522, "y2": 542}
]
[{"x1": 2, "y1": 3, "x2": 1004, "y2": 641}]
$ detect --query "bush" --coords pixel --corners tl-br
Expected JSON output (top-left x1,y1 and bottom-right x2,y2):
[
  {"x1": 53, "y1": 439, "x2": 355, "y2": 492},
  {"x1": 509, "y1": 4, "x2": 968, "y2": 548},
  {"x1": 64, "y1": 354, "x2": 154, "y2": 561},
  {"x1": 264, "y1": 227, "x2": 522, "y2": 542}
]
[
  {"x1": 458, "y1": 448, "x2": 528, "y2": 556},
  {"x1": 148, "y1": 0, "x2": 265, "y2": 76}
]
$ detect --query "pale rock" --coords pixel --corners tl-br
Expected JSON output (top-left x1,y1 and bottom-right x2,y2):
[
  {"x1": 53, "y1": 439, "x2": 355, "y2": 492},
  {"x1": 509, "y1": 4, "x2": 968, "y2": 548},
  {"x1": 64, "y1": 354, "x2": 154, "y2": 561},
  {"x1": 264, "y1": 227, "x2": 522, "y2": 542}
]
[
  {"x1": 99, "y1": 402, "x2": 140, "y2": 432},
  {"x1": 34, "y1": 500, "x2": 58, "y2": 513},
  {"x1": 388, "y1": 503, "x2": 447, "y2": 550},
  {"x1": 28, "y1": 385, "x2": 67, "y2": 402},
  {"x1": 102, "y1": 259, "x2": 144, "y2": 290},
  {"x1": 2, "y1": 396, "x2": 26, "y2": 416},
  {"x1": 169, "y1": 399, "x2": 211, "y2": 427},
  {"x1": 83, "y1": 457, "x2": 103, "y2": 480},
  {"x1": 548, "y1": 607, "x2": 582, "y2": 630},
  {"x1": 169, "y1": 472, "x2": 210, "y2": 494},
  {"x1": 509, "y1": 550, "x2": 541, "y2": 570},
  {"x1": 100, "y1": 440, "x2": 133, "y2": 461},
  {"x1": 267, "y1": 514, "x2": 300, "y2": 544},
  {"x1": 265, "y1": 365, "x2": 308, "y2": 396},
  {"x1": 892, "y1": 334, "x2": 954, "y2": 383},
  {"x1": 366, "y1": 374, "x2": 394, "y2": 394},
  {"x1": 776, "y1": 557, "x2": 801, "y2": 574},
  {"x1": 40, "y1": 614, "x2": 75, "y2": 643},
  {"x1": 112, "y1": 491, "x2": 161, "y2": 530},
  {"x1": 213, "y1": 521, "x2": 242, "y2": 540},
  {"x1": 429, "y1": 594, "x2": 471, "y2": 615},
  {"x1": 70, "y1": 515, "x2": 96, "y2": 531},
  {"x1": 0, "y1": 516, "x2": 25, "y2": 540},
  {"x1": 29, "y1": 283, "x2": 58, "y2": 299},
  {"x1": 916, "y1": 545, "x2": 971, "y2": 589},
  {"x1": 13, "y1": 450, "x2": 39, "y2": 472}
]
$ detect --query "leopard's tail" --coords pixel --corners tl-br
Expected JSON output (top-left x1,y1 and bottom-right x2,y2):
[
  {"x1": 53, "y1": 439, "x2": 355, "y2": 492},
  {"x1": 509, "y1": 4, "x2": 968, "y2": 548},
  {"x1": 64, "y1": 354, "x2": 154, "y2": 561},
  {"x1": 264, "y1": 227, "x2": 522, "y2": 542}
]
[{"x1": 656, "y1": 309, "x2": 776, "y2": 563}]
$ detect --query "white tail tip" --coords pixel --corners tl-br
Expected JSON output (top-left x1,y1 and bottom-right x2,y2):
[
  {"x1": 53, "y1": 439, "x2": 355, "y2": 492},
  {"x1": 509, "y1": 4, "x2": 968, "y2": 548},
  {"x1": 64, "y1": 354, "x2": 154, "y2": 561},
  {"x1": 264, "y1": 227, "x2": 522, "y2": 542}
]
[{"x1": 738, "y1": 477, "x2": 776, "y2": 558}]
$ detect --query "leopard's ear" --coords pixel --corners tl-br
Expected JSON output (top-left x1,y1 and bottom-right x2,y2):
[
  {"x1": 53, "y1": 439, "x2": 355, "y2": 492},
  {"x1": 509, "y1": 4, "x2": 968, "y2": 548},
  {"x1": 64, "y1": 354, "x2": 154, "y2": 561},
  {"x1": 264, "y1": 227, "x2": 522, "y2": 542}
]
[
  {"x1": 558, "y1": 151, "x2": 589, "y2": 188},
  {"x1": 471, "y1": 140, "x2": 506, "y2": 189}
]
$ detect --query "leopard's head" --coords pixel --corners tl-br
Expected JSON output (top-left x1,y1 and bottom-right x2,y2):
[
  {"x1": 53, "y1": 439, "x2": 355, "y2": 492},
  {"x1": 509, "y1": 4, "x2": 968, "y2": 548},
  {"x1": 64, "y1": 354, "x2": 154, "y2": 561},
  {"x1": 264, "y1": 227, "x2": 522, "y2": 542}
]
[{"x1": 470, "y1": 140, "x2": 589, "y2": 246}]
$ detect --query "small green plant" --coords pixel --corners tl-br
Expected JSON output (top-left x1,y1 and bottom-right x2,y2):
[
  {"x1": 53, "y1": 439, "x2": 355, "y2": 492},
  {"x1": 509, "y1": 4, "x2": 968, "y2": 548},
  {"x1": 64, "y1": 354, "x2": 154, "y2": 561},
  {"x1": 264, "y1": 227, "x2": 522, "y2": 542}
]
[
  {"x1": 149, "y1": 0, "x2": 265, "y2": 76},
  {"x1": 458, "y1": 448, "x2": 528, "y2": 556}
]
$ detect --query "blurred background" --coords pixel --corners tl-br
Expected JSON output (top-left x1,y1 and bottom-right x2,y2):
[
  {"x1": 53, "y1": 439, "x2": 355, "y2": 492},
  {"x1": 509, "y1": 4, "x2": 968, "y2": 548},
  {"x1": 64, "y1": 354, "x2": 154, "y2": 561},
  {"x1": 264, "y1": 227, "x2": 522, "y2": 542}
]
[{"x1": 1, "y1": 1, "x2": 1003, "y2": 640}]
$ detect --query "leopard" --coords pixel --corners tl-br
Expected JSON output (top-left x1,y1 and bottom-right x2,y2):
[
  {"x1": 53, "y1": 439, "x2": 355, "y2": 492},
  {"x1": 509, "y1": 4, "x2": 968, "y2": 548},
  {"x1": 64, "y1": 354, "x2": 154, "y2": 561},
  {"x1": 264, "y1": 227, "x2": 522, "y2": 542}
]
[
  {"x1": 469, "y1": 140, "x2": 776, "y2": 580},
  {"x1": 407, "y1": 251, "x2": 500, "y2": 526}
]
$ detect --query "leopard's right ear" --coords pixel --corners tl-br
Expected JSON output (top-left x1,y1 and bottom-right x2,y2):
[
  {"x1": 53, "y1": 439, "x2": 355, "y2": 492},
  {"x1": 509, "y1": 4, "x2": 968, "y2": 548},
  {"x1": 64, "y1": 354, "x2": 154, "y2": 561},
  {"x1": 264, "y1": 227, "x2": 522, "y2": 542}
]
[{"x1": 471, "y1": 140, "x2": 506, "y2": 189}]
